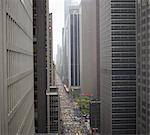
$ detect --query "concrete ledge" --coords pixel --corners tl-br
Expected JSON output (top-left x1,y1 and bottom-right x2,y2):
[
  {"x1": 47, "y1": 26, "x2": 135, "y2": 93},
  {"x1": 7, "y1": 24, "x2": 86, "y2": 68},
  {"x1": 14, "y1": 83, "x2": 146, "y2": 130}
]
[{"x1": 7, "y1": 69, "x2": 33, "y2": 86}]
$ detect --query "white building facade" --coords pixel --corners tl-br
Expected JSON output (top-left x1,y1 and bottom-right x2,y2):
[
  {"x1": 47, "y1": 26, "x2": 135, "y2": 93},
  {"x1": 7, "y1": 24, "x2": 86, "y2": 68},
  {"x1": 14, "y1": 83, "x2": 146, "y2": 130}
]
[{"x1": 0, "y1": 0, "x2": 34, "y2": 134}]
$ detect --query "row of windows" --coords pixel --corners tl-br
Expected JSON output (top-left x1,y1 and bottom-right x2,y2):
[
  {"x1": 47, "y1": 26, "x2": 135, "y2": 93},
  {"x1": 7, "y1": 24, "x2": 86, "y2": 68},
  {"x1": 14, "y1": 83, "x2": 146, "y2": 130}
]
[
  {"x1": 112, "y1": 75, "x2": 136, "y2": 80},
  {"x1": 112, "y1": 92, "x2": 136, "y2": 97},
  {"x1": 112, "y1": 113, "x2": 136, "y2": 118},
  {"x1": 111, "y1": 0, "x2": 135, "y2": 2},
  {"x1": 112, "y1": 86, "x2": 136, "y2": 91},
  {"x1": 112, "y1": 41, "x2": 136, "y2": 46},
  {"x1": 112, "y1": 130, "x2": 136, "y2": 135},
  {"x1": 112, "y1": 124, "x2": 136, "y2": 129},
  {"x1": 111, "y1": 4, "x2": 135, "y2": 8},
  {"x1": 112, "y1": 64, "x2": 136, "y2": 68},
  {"x1": 112, "y1": 48, "x2": 136, "y2": 52},
  {"x1": 112, "y1": 14, "x2": 135, "y2": 19},
  {"x1": 112, "y1": 59, "x2": 136, "y2": 63},
  {"x1": 111, "y1": 9, "x2": 135, "y2": 13},
  {"x1": 112, "y1": 119, "x2": 136, "y2": 124},
  {"x1": 112, "y1": 30, "x2": 135, "y2": 35},
  {"x1": 112, "y1": 81, "x2": 136, "y2": 86},
  {"x1": 112, "y1": 36, "x2": 135, "y2": 41},
  {"x1": 112, "y1": 53, "x2": 136, "y2": 57},
  {"x1": 112, "y1": 20, "x2": 135, "y2": 24},
  {"x1": 112, "y1": 76, "x2": 135, "y2": 81},
  {"x1": 112, "y1": 26, "x2": 135, "y2": 30},
  {"x1": 112, "y1": 70, "x2": 136, "y2": 75},
  {"x1": 112, "y1": 103, "x2": 136, "y2": 108},
  {"x1": 112, "y1": 98, "x2": 136, "y2": 102}
]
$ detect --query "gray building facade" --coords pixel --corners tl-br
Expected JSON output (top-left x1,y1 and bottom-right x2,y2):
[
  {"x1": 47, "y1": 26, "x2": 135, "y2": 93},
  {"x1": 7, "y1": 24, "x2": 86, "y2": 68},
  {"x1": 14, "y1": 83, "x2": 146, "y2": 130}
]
[
  {"x1": 33, "y1": 0, "x2": 49, "y2": 133},
  {"x1": 68, "y1": 6, "x2": 80, "y2": 88},
  {"x1": 137, "y1": 0, "x2": 150, "y2": 134},
  {"x1": 0, "y1": 0, "x2": 34, "y2": 134},
  {"x1": 79, "y1": 0, "x2": 97, "y2": 98},
  {"x1": 47, "y1": 86, "x2": 60, "y2": 134},
  {"x1": 47, "y1": 13, "x2": 60, "y2": 134},
  {"x1": 90, "y1": 100, "x2": 101, "y2": 133},
  {"x1": 100, "y1": 0, "x2": 136, "y2": 134}
]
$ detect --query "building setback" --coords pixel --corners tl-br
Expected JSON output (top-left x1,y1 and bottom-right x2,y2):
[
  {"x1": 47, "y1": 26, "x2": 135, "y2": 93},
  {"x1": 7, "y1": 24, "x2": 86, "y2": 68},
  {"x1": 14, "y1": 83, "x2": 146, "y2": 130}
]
[
  {"x1": 33, "y1": 0, "x2": 49, "y2": 133},
  {"x1": 0, "y1": 0, "x2": 34, "y2": 134},
  {"x1": 137, "y1": 0, "x2": 150, "y2": 134},
  {"x1": 100, "y1": 0, "x2": 136, "y2": 134}
]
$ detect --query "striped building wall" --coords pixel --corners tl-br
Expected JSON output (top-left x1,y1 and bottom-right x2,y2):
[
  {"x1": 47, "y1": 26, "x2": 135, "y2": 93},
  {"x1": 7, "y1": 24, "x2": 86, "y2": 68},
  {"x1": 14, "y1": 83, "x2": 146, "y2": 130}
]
[{"x1": 0, "y1": 0, "x2": 34, "y2": 134}]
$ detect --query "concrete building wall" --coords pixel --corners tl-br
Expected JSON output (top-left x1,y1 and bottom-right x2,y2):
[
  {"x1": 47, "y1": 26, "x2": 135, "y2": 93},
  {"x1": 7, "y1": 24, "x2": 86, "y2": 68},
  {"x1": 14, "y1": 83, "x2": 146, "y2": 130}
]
[
  {"x1": 137, "y1": 0, "x2": 150, "y2": 134},
  {"x1": 0, "y1": 1, "x2": 8, "y2": 134},
  {"x1": 0, "y1": 0, "x2": 34, "y2": 134},
  {"x1": 80, "y1": 0, "x2": 97, "y2": 98}
]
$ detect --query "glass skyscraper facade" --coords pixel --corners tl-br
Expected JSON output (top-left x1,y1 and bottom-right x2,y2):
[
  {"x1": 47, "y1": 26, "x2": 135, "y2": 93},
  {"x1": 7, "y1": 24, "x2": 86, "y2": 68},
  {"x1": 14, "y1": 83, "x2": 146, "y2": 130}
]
[
  {"x1": 100, "y1": 0, "x2": 136, "y2": 134},
  {"x1": 69, "y1": 6, "x2": 80, "y2": 87}
]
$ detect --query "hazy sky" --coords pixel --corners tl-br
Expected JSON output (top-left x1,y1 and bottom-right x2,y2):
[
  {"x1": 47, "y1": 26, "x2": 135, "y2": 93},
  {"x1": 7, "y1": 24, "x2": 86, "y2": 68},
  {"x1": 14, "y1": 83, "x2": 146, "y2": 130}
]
[
  {"x1": 49, "y1": 0, "x2": 80, "y2": 63},
  {"x1": 49, "y1": 0, "x2": 64, "y2": 63}
]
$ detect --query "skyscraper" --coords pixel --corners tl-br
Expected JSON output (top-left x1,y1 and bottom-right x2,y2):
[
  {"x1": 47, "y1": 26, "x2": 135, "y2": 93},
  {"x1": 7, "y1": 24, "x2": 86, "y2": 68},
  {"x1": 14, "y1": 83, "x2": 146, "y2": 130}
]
[
  {"x1": 0, "y1": 0, "x2": 34, "y2": 134},
  {"x1": 49, "y1": 13, "x2": 53, "y2": 87},
  {"x1": 47, "y1": 13, "x2": 60, "y2": 134},
  {"x1": 80, "y1": 0, "x2": 97, "y2": 98},
  {"x1": 68, "y1": 6, "x2": 80, "y2": 89},
  {"x1": 100, "y1": 0, "x2": 136, "y2": 134},
  {"x1": 56, "y1": 45, "x2": 63, "y2": 77},
  {"x1": 64, "y1": 0, "x2": 72, "y2": 23},
  {"x1": 33, "y1": 0, "x2": 49, "y2": 133},
  {"x1": 62, "y1": 0, "x2": 72, "y2": 87},
  {"x1": 137, "y1": 0, "x2": 150, "y2": 134}
]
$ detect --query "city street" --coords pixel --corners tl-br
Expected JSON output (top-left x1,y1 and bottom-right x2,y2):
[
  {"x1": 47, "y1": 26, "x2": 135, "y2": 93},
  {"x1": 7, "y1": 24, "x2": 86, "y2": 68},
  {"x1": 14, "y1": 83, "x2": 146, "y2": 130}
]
[{"x1": 56, "y1": 75, "x2": 90, "y2": 135}]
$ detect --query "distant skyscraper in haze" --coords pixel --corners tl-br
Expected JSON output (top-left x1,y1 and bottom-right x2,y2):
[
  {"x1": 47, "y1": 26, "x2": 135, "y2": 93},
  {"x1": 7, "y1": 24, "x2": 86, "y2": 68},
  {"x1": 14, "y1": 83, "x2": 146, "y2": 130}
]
[
  {"x1": 61, "y1": 28, "x2": 69, "y2": 85},
  {"x1": 80, "y1": 0, "x2": 97, "y2": 98},
  {"x1": 68, "y1": 6, "x2": 80, "y2": 89},
  {"x1": 137, "y1": 0, "x2": 150, "y2": 134},
  {"x1": 62, "y1": 0, "x2": 73, "y2": 87},
  {"x1": 64, "y1": 0, "x2": 72, "y2": 22},
  {"x1": 0, "y1": 0, "x2": 34, "y2": 134},
  {"x1": 56, "y1": 45, "x2": 63, "y2": 76},
  {"x1": 100, "y1": 0, "x2": 136, "y2": 134}
]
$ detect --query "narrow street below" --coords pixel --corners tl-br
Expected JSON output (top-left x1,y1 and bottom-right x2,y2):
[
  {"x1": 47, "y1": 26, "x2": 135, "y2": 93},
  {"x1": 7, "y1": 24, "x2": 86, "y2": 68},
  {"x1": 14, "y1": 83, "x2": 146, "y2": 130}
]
[{"x1": 56, "y1": 74, "x2": 90, "y2": 135}]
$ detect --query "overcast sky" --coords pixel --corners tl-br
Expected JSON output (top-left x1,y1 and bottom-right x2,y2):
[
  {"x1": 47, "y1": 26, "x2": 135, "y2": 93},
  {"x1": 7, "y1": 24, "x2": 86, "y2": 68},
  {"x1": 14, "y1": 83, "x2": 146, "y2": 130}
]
[
  {"x1": 49, "y1": 0, "x2": 64, "y2": 63},
  {"x1": 49, "y1": 0, "x2": 80, "y2": 63}
]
